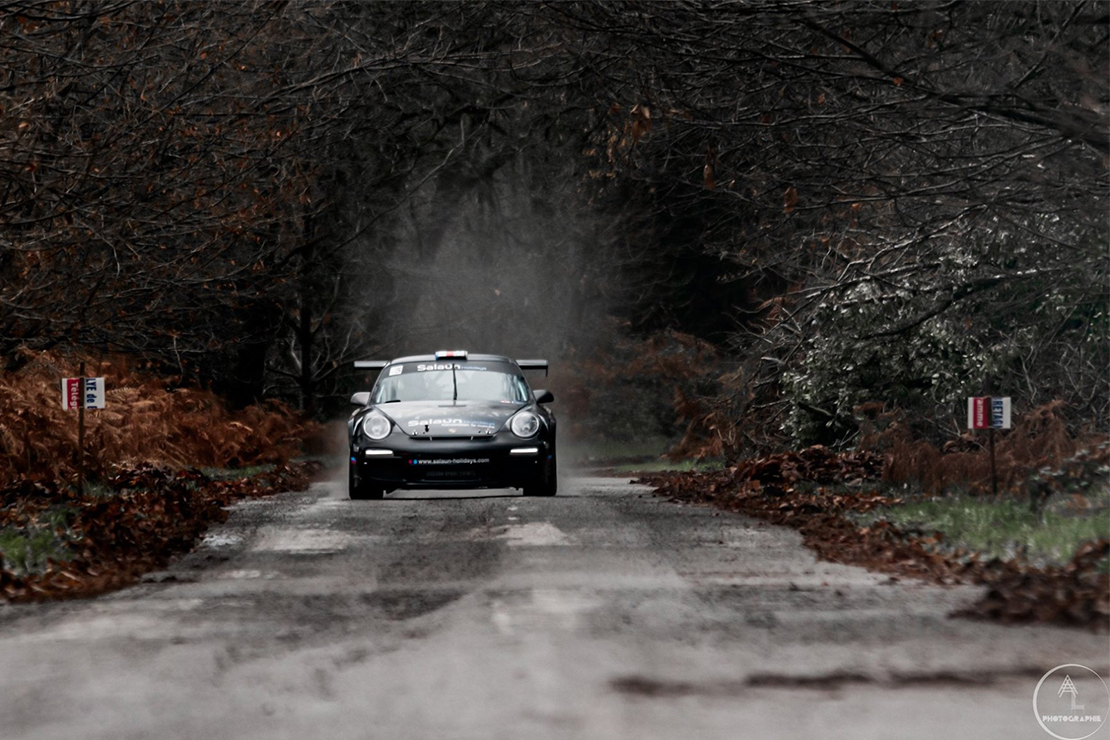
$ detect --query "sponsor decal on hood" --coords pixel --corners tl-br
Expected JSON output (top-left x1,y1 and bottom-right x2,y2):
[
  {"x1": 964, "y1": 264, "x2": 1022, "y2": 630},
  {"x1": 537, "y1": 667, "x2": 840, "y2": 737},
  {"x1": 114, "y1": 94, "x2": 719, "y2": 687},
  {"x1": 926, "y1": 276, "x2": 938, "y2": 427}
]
[{"x1": 374, "y1": 401, "x2": 522, "y2": 437}]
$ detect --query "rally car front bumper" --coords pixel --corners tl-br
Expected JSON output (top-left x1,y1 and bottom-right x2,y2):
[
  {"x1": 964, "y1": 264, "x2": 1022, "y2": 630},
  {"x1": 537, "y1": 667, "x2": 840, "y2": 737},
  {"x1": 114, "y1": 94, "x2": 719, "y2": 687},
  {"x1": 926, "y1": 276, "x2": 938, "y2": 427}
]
[{"x1": 350, "y1": 433, "x2": 554, "y2": 491}]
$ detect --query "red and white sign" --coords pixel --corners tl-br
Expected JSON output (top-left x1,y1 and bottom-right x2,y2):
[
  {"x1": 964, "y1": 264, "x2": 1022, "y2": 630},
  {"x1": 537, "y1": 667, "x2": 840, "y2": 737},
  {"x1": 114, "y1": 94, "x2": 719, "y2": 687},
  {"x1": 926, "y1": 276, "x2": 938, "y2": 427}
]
[
  {"x1": 61, "y1": 377, "x2": 106, "y2": 410},
  {"x1": 967, "y1": 396, "x2": 1011, "y2": 430},
  {"x1": 62, "y1": 378, "x2": 80, "y2": 411}
]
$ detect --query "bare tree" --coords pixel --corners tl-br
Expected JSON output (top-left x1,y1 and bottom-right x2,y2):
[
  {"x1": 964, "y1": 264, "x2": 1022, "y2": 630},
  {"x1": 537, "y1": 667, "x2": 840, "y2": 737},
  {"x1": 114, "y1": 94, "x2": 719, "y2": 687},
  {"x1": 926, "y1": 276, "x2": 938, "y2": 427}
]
[
  {"x1": 4, "y1": 0, "x2": 1103, "y2": 437},
  {"x1": 555, "y1": 0, "x2": 1108, "y2": 446}
]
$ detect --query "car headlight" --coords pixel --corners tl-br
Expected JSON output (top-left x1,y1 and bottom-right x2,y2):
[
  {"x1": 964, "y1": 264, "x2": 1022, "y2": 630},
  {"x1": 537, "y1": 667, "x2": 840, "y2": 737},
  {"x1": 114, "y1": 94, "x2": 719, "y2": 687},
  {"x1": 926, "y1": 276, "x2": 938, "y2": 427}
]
[
  {"x1": 360, "y1": 412, "x2": 391, "y2": 440},
  {"x1": 509, "y1": 411, "x2": 540, "y2": 438}
]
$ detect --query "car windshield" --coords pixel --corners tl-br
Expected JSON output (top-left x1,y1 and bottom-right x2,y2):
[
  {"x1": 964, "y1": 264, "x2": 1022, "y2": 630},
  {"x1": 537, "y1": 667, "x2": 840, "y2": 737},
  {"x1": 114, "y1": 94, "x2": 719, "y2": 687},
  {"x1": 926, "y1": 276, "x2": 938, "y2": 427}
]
[{"x1": 372, "y1": 367, "x2": 529, "y2": 404}]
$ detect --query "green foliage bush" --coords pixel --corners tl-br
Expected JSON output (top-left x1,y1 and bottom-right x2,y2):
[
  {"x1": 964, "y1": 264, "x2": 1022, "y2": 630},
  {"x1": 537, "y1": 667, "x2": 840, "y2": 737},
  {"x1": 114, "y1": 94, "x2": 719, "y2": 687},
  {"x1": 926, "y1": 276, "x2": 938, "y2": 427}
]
[{"x1": 780, "y1": 234, "x2": 1108, "y2": 447}]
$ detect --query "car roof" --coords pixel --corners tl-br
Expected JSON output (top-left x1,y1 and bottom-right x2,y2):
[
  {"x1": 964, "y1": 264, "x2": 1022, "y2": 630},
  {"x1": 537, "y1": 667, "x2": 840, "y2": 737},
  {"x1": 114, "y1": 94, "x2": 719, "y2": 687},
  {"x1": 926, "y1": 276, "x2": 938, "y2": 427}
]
[{"x1": 386, "y1": 354, "x2": 517, "y2": 365}]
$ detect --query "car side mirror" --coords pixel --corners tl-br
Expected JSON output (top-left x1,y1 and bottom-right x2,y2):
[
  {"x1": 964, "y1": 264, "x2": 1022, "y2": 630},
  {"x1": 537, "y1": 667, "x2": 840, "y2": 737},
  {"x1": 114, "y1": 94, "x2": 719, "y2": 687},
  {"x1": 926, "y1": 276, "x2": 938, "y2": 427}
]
[
  {"x1": 534, "y1": 389, "x2": 554, "y2": 404},
  {"x1": 350, "y1": 392, "x2": 371, "y2": 406}
]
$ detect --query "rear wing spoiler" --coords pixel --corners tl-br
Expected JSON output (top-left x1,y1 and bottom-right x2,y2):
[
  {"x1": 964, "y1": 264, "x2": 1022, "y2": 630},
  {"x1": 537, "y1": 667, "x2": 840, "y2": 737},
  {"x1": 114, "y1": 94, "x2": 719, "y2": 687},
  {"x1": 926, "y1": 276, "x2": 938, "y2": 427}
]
[
  {"x1": 517, "y1": 359, "x2": 548, "y2": 377},
  {"x1": 355, "y1": 359, "x2": 548, "y2": 376}
]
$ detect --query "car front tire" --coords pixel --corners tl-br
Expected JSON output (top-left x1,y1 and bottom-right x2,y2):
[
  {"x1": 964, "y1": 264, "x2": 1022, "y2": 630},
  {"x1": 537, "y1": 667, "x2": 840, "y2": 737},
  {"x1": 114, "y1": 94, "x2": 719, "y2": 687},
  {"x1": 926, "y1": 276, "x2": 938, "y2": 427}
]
[
  {"x1": 522, "y1": 453, "x2": 557, "y2": 497},
  {"x1": 349, "y1": 463, "x2": 384, "y2": 500}
]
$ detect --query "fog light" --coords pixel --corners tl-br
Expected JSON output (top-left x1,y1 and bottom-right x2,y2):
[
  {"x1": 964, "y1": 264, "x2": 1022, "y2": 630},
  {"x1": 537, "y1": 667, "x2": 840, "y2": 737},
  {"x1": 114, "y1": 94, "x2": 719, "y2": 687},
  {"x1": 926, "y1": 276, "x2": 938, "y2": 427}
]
[
  {"x1": 364, "y1": 449, "x2": 393, "y2": 457},
  {"x1": 510, "y1": 447, "x2": 539, "y2": 456}
]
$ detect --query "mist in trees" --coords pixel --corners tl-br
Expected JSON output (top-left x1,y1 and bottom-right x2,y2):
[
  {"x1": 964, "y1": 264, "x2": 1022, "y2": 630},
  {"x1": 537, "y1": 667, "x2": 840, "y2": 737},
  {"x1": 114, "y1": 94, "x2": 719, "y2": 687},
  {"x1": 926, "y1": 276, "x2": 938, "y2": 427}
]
[{"x1": 1, "y1": 1, "x2": 1105, "y2": 449}]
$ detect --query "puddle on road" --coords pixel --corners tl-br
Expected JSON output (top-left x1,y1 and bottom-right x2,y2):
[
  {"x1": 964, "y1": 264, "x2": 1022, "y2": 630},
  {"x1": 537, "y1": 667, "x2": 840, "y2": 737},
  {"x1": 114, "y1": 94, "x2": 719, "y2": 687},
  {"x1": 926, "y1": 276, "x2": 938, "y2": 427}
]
[
  {"x1": 200, "y1": 532, "x2": 244, "y2": 549},
  {"x1": 216, "y1": 569, "x2": 281, "y2": 580},
  {"x1": 252, "y1": 528, "x2": 363, "y2": 554},
  {"x1": 496, "y1": 522, "x2": 572, "y2": 547},
  {"x1": 489, "y1": 588, "x2": 601, "y2": 634}
]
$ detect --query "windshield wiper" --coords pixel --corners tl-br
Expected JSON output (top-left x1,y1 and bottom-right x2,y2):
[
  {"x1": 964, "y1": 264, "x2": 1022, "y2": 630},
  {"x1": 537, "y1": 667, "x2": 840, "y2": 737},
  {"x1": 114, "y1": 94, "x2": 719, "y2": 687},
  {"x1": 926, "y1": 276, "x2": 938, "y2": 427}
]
[{"x1": 452, "y1": 364, "x2": 458, "y2": 402}]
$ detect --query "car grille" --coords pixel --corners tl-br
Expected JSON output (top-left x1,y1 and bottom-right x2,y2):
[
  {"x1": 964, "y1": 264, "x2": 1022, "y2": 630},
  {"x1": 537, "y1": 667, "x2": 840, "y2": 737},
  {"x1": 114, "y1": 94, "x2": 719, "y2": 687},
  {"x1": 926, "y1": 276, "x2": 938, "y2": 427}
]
[
  {"x1": 420, "y1": 468, "x2": 486, "y2": 481},
  {"x1": 409, "y1": 436, "x2": 496, "y2": 442}
]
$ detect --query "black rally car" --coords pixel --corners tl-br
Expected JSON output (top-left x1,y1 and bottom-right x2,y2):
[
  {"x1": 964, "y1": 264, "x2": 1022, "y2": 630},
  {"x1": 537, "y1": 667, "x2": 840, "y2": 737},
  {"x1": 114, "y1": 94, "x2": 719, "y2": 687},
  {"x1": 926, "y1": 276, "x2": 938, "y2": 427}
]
[{"x1": 347, "y1": 351, "x2": 556, "y2": 500}]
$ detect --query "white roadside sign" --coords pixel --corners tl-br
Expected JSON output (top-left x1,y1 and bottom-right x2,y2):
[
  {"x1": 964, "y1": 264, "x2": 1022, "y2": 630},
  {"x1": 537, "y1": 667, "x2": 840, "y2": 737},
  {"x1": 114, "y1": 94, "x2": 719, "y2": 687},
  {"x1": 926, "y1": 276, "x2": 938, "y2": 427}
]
[
  {"x1": 967, "y1": 396, "x2": 1011, "y2": 430},
  {"x1": 62, "y1": 377, "x2": 106, "y2": 410}
]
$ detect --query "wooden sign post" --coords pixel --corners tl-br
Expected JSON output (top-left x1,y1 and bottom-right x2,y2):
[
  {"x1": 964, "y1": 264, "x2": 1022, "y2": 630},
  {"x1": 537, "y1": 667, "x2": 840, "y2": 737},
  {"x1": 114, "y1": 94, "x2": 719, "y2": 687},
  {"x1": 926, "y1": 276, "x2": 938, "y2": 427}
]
[
  {"x1": 968, "y1": 396, "x2": 1011, "y2": 496},
  {"x1": 78, "y1": 362, "x2": 85, "y2": 495},
  {"x1": 62, "y1": 365, "x2": 106, "y2": 495}
]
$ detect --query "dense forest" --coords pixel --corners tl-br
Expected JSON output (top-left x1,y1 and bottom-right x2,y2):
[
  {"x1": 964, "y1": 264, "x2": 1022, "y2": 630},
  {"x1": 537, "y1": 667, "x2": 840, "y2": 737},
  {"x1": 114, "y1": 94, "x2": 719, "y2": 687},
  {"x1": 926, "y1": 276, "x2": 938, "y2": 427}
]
[{"x1": 1, "y1": 1, "x2": 1106, "y2": 453}]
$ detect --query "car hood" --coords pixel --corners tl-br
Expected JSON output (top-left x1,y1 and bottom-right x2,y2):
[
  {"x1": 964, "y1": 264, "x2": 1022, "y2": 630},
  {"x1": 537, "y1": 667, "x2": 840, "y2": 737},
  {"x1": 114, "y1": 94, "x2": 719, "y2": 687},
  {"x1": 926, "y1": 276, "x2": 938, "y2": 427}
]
[{"x1": 374, "y1": 400, "x2": 525, "y2": 437}]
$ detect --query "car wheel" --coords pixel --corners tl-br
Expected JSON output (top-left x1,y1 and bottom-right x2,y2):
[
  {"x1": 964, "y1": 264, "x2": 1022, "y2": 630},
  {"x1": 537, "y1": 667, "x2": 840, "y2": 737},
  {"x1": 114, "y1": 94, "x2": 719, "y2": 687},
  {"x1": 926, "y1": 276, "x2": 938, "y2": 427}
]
[
  {"x1": 523, "y1": 454, "x2": 557, "y2": 497},
  {"x1": 349, "y1": 463, "x2": 384, "y2": 500}
]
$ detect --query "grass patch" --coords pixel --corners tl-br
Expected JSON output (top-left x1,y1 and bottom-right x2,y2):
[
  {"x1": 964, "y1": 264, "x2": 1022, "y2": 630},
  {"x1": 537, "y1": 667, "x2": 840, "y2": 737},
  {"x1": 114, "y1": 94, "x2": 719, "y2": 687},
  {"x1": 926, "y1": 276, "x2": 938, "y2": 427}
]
[
  {"x1": 196, "y1": 463, "x2": 277, "y2": 480},
  {"x1": 82, "y1": 482, "x2": 117, "y2": 498},
  {"x1": 2, "y1": 462, "x2": 321, "y2": 601},
  {"x1": 867, "y1": 493, "x2": 1110, "y2": 567},
  {"x1": 0, "y1": 507, "x2": 78, "y2": 576}
]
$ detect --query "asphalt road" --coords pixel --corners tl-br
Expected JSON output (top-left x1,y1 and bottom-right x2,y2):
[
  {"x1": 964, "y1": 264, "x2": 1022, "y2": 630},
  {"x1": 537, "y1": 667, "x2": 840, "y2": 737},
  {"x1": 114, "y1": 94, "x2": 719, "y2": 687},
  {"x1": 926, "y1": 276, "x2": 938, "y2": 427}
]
[{"x1": 0, "y1": 474, "x2": 1106, "y2": 740}]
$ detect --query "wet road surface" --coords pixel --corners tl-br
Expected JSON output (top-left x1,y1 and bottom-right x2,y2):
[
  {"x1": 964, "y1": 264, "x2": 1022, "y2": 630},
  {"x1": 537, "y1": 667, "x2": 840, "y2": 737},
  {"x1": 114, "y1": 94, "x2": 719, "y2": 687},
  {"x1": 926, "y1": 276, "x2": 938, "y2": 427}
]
[{"x1": 1, "y1": 475, "x2": 1106, "y2": 739}]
